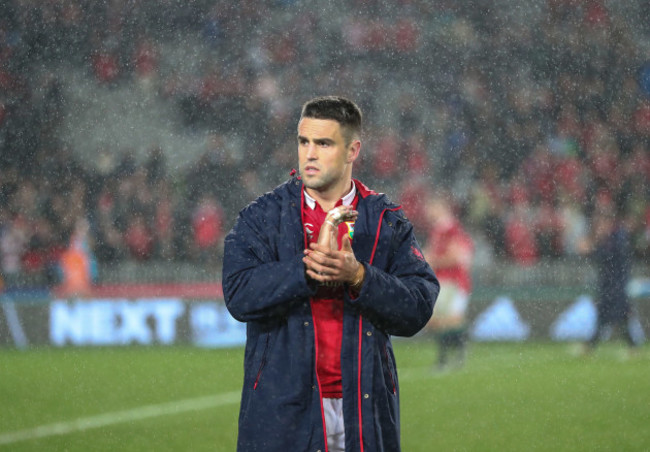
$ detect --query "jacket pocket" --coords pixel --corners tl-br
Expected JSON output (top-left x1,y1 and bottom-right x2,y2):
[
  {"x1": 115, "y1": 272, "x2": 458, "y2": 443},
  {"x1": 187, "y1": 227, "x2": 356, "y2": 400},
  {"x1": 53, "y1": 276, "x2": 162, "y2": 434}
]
[
  {"x1": 383, "y1": 343, "x2": 397, "y2": 395},
  {"x1": 253, "y1": 333, "x2": 271, "y2": 390}
]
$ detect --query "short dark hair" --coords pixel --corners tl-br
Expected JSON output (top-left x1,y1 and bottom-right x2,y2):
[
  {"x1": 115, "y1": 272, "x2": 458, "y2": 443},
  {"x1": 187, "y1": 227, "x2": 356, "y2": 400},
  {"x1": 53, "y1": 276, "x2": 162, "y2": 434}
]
[{"x1": 300, "y1": 96, "x2": 362, "y2": 144}]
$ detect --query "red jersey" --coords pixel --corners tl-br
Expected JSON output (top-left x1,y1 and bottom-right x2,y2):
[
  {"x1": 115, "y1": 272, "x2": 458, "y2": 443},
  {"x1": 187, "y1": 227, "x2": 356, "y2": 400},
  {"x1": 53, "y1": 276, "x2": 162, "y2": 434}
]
[
  {"x1": 303, "y1": 193, "x2": 358, "y2": 398},
  {"x1": 427, "y1": 219, "x2": 474, "y2": 293}
]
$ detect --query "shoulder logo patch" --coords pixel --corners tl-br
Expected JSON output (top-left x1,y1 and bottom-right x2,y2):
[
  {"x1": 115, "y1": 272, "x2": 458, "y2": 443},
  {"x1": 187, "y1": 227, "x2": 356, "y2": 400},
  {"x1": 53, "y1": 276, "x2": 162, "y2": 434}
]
[{"x1": 411, "y1": 245, "x2": 425, "y2": 261}]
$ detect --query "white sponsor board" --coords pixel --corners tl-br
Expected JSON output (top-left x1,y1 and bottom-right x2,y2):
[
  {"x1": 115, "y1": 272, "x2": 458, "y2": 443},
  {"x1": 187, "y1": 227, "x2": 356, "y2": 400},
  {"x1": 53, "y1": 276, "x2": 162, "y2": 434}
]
[{"x1": 49, "y1": 298, "x2": 246, "y2": 347}]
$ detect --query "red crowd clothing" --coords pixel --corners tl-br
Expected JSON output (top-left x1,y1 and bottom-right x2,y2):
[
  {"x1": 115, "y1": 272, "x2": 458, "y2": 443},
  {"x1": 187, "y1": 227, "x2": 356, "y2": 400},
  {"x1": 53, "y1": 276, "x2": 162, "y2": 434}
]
[
  {"x1": 426, "y1": 219, "x2": 474, "y2": 293},
  {"x1": 399, "y1": 180, "x2": 429, "y2": 234},
  {"x1": 505, "y1": 214, "x2": 539, "y2": 265},
  {"x1": 192, "y1": 200, "x2": 223, "y2": 249},
  {"x1": 92, "y1": 52, "x2": 120, "y2": 83},
  {"x1": 124, "y1": 217, "x2": 154, "y2": 260},
  {"x1": 302, "y1": 189, "x2": 358, "y2": 399}
]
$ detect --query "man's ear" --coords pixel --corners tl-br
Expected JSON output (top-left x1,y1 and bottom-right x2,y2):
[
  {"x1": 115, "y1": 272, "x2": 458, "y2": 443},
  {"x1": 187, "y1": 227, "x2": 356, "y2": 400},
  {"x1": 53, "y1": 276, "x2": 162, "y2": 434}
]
[{"x1": 347, "y1": 140, "x2": 361, "y2": 163}]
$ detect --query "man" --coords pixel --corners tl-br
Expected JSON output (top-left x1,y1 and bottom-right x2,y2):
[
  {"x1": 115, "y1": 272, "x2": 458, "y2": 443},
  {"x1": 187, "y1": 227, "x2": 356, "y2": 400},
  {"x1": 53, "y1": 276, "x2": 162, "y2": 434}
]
[
  {"x1": 578, "y1": 208, "x2": 643, "y2": 353},
  {"x1": 423, "y1": 194, "x2": 474, "y2": 371},
  {"x1": 223, "y1": 96, "x2": 438, "y2": 451}
]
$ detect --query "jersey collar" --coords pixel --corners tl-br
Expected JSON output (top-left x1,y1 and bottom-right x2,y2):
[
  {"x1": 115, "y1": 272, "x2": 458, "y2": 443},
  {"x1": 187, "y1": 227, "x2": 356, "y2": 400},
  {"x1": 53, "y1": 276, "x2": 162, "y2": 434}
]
[{"x1": 304, "y1": 182, "x2": 356, "y2": 210}]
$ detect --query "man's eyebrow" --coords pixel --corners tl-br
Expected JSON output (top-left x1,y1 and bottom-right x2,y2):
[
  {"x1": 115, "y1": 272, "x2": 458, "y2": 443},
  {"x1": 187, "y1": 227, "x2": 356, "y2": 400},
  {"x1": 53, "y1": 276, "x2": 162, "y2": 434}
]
[{"x1": 297, "y1": 135, "x2": 335, "y2": 144}]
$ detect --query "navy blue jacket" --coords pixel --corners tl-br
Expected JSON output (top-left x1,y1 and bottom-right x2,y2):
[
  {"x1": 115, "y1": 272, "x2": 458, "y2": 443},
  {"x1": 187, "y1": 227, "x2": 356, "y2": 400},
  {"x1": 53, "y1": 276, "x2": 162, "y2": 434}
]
[
  {"x1": 223, "y1": 176, "x2": 439, "y2": 452},
  {"x1": 593, "y1": 225, "x2": 631, "y2": 322}
]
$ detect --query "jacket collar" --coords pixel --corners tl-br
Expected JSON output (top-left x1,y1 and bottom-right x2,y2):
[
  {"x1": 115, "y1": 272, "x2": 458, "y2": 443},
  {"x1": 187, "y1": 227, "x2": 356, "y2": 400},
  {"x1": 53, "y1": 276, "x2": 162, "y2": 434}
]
[{"x1": 352, "y1": 179, "x2": 377, "y2": 198}]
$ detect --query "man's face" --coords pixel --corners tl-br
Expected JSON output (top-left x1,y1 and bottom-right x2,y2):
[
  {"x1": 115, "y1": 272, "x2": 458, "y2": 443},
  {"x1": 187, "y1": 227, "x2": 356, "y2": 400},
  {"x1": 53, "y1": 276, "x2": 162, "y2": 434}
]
[{"x1": 297, "y1": 117, "x2": 358, "y2": 194}]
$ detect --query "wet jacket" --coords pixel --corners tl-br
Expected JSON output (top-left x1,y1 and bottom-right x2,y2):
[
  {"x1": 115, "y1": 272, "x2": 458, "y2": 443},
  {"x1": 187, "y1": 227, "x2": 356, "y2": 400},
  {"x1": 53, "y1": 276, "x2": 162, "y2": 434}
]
[{"x1": 222, "y1": 176, "x2": 439, "y2": 452}]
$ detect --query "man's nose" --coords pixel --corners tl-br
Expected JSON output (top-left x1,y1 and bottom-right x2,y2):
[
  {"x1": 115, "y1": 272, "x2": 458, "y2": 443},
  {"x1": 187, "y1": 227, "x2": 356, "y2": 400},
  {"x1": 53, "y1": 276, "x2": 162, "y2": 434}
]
[{"x1": 306, "y1": 144, "x2": 318, "y2": 159}]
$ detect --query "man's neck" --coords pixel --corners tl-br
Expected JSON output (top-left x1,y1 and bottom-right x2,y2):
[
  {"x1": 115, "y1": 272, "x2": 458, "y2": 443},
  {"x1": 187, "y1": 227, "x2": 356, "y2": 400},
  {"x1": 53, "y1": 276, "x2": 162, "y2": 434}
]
[{"x1": 305, "y1": 180, "x2": 355, "y2": 212}]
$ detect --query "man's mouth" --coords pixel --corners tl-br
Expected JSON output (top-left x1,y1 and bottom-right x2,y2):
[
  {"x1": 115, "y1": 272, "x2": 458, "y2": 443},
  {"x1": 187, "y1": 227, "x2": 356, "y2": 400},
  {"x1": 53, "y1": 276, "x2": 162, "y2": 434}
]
[{"x1": 303, "y1": 166, "x2": 319, "y2": 175}]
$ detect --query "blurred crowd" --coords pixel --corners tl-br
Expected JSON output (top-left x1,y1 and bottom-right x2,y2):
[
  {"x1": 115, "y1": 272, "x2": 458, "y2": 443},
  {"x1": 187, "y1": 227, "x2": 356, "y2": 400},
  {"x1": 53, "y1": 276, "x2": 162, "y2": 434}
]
[{"x1": 0, "y1": 0, "x2": 649, "y2": 288}]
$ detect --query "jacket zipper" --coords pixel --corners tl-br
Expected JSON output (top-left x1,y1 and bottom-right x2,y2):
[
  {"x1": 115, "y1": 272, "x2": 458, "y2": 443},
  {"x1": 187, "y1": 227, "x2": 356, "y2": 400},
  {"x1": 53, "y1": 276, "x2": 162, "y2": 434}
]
[{"x1": 300, "y1": 187, "x2": 330, "y2": 451}]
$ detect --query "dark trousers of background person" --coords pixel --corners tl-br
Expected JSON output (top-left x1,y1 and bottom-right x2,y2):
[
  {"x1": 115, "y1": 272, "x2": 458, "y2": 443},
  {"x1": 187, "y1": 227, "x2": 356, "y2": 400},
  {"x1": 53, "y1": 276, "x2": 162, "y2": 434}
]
[{"x1": 588, "y1": 301, "x2": 643, "y2": 349}]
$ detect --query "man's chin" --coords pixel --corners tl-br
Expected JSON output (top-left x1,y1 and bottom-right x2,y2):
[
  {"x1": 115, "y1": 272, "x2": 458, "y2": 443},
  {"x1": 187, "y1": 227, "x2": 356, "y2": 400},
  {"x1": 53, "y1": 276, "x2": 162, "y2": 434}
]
[{"x1": 302, "y1": 177, "x2": 324, "y2": 190}]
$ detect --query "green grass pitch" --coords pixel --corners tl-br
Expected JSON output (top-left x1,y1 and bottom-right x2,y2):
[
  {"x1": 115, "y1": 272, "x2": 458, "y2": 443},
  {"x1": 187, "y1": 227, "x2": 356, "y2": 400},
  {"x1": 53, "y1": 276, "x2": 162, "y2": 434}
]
[{"x1": 1, "y1": 341, "x2": 649, "y2": 451}]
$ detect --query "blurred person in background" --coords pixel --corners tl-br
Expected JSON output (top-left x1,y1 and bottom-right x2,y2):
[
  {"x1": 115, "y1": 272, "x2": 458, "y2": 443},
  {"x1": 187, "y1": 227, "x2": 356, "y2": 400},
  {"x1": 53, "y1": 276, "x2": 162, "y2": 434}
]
[
  {"x1": 123, "y1": 213, "x2": 154, "y2": 261},
  {"x1": 222, "y1": 96, "x2": 438, "y2": 452},
  {"x1": 578, "y1": 206, "x2": 644, "y2": 355},
  {"x1": 558, "y1": 193, "x2": 589, "y2": 257},
  {"x1": 0, "y1": 213, "x2": 28, "y2": 288},
  {"x1": 424, "y1": 193, "x2": 475, "y2": 371},
  {"x1": 190, "y1": 192, "x2": 224, "y2": 266},
  {"x1": 55, "y1": 217, "x2": 97, "y2": 297},
  {"x1": 504, "y1": 201, "x2": 539, "y2": 266}
]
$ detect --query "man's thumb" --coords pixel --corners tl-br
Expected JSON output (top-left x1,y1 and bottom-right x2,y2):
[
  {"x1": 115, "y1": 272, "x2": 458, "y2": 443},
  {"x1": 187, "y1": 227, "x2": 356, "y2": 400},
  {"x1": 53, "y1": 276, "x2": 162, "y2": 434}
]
[{"x1": 341, "y1": 234, "x2": 353, "y2": 251}]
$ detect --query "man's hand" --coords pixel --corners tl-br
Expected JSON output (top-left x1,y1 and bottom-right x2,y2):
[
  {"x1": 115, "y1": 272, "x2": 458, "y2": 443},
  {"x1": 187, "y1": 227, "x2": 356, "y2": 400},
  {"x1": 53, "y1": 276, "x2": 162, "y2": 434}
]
[{"x1": 303, "y1": 235, "x2": 361, "y2": 286}]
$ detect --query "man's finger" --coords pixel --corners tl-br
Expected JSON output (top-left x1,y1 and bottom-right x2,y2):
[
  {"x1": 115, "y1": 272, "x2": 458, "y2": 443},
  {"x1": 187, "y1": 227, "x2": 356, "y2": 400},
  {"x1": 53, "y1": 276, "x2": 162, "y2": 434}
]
[
  {"x1": 306, "y1": 269, "x2": 326, "y2": 281},
  {"x1": 309, "y1": 242, "x2": 333, "y2": 255},
  {"x1": 307, "y1": 247, "x2": 343, "y2": 267},
  {"x1": 303, "y1": 255, "x2": 334, "y2": 275}
]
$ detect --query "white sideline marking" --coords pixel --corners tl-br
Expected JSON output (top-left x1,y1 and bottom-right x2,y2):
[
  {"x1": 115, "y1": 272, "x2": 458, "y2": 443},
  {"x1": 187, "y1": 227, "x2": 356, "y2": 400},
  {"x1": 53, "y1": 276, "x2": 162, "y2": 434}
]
[{"x1": 0, "y1": 391, "x2": 240, "y2": 446}]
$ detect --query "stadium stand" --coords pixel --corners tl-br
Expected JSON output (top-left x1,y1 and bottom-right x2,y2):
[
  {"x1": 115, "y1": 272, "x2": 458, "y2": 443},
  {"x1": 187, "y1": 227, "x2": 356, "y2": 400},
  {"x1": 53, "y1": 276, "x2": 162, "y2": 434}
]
[{"x1": 0, "y1": 0, "x2": 648, "y2": 290}]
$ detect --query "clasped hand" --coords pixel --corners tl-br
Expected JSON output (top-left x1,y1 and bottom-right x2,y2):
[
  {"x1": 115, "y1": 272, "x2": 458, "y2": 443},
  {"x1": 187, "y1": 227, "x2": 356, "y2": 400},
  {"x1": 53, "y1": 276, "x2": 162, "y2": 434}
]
[{"x1": 303, "y1": 235, "x2": 360, "y2": 285}]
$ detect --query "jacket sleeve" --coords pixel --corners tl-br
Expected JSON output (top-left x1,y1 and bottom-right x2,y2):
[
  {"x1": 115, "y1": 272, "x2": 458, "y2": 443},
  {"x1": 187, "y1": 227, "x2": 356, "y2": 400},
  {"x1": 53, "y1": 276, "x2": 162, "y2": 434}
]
[
  {"x1": 222, "y1": 201, "x2": 315, "y2": 323},
  {"x1": 346, "y1": 215, "x2": 439, "y2": 337}
]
